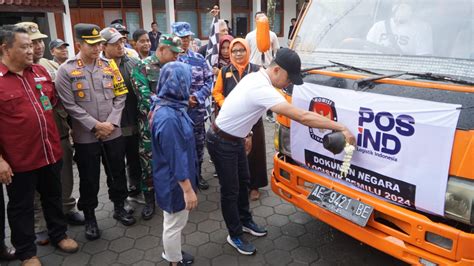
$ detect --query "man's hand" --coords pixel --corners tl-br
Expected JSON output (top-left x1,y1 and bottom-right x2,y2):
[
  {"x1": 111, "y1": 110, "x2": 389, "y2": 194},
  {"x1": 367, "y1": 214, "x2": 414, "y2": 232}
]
[
  {"x1": 94, "y1": 122, "x2": 115, "y2": 140},
  {"x1": 245, "y1": 136, "x2": 252, "y2": 155},
  {"x1": 212, "y1": 67, "x2": 219, "y2": 76},
  {"x1": 210, "y1": 5, "x2": 220, "y2": 17},
  {"x1": 183, "y1": 189, "x2": 198, "y2": 210},
  {"x1": 188, "y1": 95, "x2": 198, "y2": 108},
  {"x1": 0, "y1": 157, "x2": 13, "y2": 185},
  {"x1": 341, "y1": 127, "x2": 356, "y2": 145}
]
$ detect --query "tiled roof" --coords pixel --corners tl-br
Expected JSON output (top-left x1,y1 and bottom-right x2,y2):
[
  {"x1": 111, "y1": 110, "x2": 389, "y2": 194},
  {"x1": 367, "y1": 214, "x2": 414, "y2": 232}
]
[{"x1": 0, "y1": 0, "x2": 65, "y2": 13}]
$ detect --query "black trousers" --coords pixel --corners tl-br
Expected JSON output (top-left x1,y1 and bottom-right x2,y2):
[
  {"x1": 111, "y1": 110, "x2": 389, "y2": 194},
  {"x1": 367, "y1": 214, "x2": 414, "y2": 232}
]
[
  {"x1": 7, "y1": 161, "x2": 67, "y2": 260},
  {"x1": 74, "y1": 137, "x2": 128, "y2": 211},
  {"x1": 124, "y1": 134, "x2": 142, "y2": 189},
  {"x1": 206, "y1": 130, "x2": 252, "y2": 237},
  {"x1": 0, "y1": 185, "x2": 5, "y2": 246}
]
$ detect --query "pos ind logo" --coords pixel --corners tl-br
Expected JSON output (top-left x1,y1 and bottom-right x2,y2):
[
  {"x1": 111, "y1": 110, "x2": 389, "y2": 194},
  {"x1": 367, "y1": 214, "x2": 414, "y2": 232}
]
[
  {"x1": 308, "y1": 97, "x2": 338, "y2": 143},
  {"x1": 358, "y1": 107, "x2": 415, "y2": 155}
]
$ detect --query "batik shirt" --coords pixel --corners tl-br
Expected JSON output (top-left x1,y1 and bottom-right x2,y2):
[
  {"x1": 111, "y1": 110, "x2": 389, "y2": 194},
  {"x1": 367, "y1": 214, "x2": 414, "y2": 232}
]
[{"x1": 130, "y1": 54, "x2": 161, "y2": 191}]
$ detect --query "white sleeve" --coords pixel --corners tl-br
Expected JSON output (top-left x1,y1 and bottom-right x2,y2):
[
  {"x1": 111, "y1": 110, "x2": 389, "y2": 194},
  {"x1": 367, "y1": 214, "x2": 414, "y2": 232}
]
[
  {"x1": 366, "y1": 21, "x2": 383, "y2": 44},
  {"x1": 251, "y1": 85, "x2": 287, "y2": 111}
]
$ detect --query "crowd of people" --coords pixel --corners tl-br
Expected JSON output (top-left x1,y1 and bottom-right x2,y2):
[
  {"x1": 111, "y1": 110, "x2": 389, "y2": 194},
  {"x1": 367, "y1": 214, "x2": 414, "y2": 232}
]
[{"x1": 0, "y1": 8, "x2": 355, "y2": 266}]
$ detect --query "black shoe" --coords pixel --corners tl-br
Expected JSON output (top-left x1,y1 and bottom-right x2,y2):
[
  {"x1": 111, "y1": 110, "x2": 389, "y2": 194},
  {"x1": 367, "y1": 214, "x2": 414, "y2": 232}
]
[
  {"x1": 66, "y1": 211, "x2": 85, "y2": 225},
  {"x1": 198, "y1": 177, "x2": 209, "y2": 190},
  {"x1": 83, "y1": 210, "x2": 100, "y2": 240},
  {"x1": 113, "y1": 203, "x2": 136, "y2": 226},
  {"x1": 142, "y1": 191, "x2": 155, "y2": 220},
  {"x1": 162, "y1": 250, "x2": 194, "y2": 264}
]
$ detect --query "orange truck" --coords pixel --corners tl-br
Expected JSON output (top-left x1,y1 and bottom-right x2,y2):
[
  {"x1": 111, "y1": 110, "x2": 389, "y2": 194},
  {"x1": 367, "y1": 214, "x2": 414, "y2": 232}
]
[{"x1": 272, "y1": 0, "x2": 474, "y2": 265}]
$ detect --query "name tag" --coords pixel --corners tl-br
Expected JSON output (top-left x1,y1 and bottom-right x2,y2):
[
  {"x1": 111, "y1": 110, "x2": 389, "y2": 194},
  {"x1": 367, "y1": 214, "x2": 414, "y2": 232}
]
[{"x1": 34, "y1": 76, "x2": 47, "y2": 82}]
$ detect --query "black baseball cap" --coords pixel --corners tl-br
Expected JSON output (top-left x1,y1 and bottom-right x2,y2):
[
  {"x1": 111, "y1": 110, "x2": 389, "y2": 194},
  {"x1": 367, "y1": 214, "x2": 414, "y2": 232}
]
[
  {"x1": 110, "y1": 23, "x2": 129, "y2": 34},
  {"x1": 49, "y1": 39, "x2": 69, "y2": 50},
  {"x1": 274, "y1": 48, "x2": 303, "y2": 85}
]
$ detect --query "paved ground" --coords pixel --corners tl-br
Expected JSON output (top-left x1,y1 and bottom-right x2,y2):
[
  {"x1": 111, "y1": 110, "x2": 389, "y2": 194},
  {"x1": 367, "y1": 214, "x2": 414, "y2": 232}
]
[{"x1": 3, "y1": 120, "x2": 407, "y2": 265}]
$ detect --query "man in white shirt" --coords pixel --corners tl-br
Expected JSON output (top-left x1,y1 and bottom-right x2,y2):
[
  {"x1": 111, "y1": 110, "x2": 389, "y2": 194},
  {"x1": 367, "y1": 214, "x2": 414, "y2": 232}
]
[
  {"x1": 206, "y1": 48, "x2": 355, "y2": 256},
  {"x1": 366, "y1": 2, "x2": 433, "y2": 55},
  {"x1": 246, "y1": 11, "x2": 280, "y2": 122}
]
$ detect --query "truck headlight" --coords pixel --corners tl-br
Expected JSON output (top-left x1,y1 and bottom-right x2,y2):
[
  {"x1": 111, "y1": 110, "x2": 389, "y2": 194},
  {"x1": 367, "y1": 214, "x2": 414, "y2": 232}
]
[
  {"x1": 274, "y1": 123, "x2": 291, "y2": 157},
  {"x1": 444, "y1": 176, "x2": 474, "y2": 226}
]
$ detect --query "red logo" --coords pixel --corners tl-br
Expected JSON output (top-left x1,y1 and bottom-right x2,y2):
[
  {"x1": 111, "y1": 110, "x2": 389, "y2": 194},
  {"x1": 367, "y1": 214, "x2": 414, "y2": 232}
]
[{"x1": 309, "y1": 97, "x2": 338, "y2": 143}]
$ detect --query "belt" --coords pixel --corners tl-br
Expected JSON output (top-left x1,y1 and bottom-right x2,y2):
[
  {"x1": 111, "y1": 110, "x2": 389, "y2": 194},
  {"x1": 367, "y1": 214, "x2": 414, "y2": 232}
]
[{"x1": 211, "y1": 122, "x2": 242, "y2": 142}]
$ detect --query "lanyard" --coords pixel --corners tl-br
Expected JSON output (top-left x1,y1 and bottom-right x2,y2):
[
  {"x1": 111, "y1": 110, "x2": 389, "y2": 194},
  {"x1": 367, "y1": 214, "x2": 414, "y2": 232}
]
[{"x1": 35, "y1": 81, "x2": 52, "y2": 111}]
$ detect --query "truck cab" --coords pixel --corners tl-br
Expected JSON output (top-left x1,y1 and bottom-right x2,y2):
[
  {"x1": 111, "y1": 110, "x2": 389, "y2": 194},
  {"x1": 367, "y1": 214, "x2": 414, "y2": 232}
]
[{"x1": 272, "y1": 0, "x2": 474, "y2": 265}]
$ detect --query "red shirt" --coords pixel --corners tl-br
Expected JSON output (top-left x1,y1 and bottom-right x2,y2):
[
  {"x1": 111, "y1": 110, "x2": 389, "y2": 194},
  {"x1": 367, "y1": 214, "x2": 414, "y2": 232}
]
[{"x1": 0, "y1": 63, "x2": 62, "y2": 172}]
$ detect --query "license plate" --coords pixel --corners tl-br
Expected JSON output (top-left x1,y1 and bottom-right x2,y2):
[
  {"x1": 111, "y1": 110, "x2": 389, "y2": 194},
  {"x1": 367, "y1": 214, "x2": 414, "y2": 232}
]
[{"x1": 307, "y1": 184, "x2": 373, "y2": 227}]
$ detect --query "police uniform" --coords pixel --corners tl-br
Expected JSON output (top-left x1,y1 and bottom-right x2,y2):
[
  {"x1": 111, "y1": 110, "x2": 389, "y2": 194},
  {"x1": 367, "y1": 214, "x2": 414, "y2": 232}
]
[
  {"x1": 172, "y1": 22, "x2": 214, "y2": 189},
  {"x1": 55, "y1": 23, "x2": 135, "y2": 240}
]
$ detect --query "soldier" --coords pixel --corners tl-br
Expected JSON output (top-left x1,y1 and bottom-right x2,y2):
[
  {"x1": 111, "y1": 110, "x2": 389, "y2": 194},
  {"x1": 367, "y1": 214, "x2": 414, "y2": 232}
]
[
  {"x1": 55, "y1": 23, "x2": 136, "y2": 241},
  {"x1": 100, "y1": 27, "x2": 143, "y2": 206},
  {"x1": 172, "y1": 22, "x2": 214, "y2": 190},
  {"x1": 130, "y1": 34, "x2": 183, "y2": 220}
]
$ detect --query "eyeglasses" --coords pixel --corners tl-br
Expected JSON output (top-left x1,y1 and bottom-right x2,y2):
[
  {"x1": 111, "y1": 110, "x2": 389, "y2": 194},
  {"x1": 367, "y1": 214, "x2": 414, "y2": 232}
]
[{"x1": 231, "y1": 48, "x2": 246, "y2": 55}]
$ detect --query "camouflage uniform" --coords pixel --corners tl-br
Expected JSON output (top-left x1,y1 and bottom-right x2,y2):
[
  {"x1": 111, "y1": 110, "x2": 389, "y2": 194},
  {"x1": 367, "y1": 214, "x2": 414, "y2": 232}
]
[
  {"x1": 178, "y1": 49, "x2": 214, "y2": 179},
  {"x1": 130, "y1": 54, "x2": 162, "y2": 192}
]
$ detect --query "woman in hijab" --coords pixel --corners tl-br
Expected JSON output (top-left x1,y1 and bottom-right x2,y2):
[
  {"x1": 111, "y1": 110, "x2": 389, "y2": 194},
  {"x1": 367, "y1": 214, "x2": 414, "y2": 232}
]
[
  {"x1": 212, "y1": 38, "x2": 267, "y2": 201},
  {"x1": 151, "y1": 61, "x2": 198, "y2": 266},
  {"x1": 212, "y1": 34, "x2": 234, "y2": 75}
]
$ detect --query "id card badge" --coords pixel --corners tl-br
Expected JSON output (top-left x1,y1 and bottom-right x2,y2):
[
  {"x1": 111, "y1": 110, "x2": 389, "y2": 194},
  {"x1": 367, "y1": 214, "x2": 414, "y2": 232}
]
[{"x1": 40, "y1": 95, "x2": 53, "y2": 111}]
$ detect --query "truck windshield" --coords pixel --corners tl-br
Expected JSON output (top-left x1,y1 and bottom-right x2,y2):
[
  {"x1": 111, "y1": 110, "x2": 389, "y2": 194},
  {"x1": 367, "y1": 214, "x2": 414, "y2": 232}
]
[{"x1": 293, "y1": 0, "x2": 474, "y2": 79}]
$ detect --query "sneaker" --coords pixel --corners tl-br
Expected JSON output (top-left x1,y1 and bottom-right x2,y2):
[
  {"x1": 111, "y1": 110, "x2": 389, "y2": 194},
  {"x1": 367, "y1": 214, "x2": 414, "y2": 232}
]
[
  {"x1": 161, "y1": 251, "x2": 194, "y2": 264},
  {"x1": 226, "y1": 235, "x2": 256, "y2": 255},
  {"x1": 242, "y1": 220, "x2": 267, "y2": 237}
]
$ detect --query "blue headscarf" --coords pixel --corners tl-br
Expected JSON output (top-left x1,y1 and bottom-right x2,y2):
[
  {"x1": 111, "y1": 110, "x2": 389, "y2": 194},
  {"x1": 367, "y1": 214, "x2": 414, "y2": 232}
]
[
  {"x1": 152, "y1": 61, "x2": 193, "y2": 124},
  {"x1": 154, "y1": 61, "x2": 192, "y2": 111}
]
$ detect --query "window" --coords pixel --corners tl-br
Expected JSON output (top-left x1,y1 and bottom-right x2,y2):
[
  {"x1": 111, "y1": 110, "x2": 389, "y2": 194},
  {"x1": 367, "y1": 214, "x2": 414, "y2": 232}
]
[
  {"x1": 262, "y1": 0, "x2": 284, "y2": 36},
  {"x1": 232, "y1": 0, "x2": 252, "y2": 37},
  {"x1": 174, "y1": 0, "x2": 218, "y2": 39},
  {"x1": 125, "y1": 11, "x2": 141, "y2": 38},
  {"x1": 152, "y1": 0, "x2": 167, "y2": 33}
]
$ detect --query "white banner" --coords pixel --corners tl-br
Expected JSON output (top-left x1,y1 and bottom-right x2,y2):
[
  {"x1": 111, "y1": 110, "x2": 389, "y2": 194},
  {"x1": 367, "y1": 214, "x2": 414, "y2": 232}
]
[{"x1": 290, "y1": 83, "x2": 461, "y2": 215}]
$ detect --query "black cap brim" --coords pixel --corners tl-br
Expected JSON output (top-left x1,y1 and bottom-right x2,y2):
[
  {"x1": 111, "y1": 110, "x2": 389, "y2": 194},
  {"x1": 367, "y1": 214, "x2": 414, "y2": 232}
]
[{"x1": 289, "y1": 72, "x2": 303, "y2": 85}]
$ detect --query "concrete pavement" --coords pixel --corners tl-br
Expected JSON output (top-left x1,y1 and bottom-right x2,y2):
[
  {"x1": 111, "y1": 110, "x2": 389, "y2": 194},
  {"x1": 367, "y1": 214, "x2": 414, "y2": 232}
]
[{"x1": 3, "y1": 120, "x2": 406, "y2": 265}]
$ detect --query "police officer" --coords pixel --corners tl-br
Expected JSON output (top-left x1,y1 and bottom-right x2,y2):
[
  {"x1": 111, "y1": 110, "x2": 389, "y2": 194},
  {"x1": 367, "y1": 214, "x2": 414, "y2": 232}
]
[
  {"x1": 172, "y1": 22, "x2": 214, "y2": 190},
  {"x1": 55, "y1": 23, "x2": 136, "y2": 241}
]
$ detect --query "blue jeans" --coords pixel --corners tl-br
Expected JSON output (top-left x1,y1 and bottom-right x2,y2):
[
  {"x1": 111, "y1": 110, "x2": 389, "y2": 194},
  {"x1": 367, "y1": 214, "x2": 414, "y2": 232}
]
[{"x1": 206, "y1": 129, "x2": 252, "y2": 237}]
